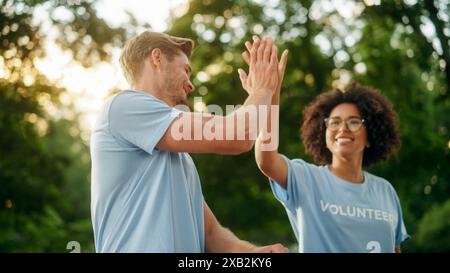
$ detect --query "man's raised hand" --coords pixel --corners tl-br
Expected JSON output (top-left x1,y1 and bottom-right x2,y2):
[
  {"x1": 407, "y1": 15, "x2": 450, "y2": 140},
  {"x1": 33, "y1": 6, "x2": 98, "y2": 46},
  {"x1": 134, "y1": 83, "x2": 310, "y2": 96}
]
[{"x1": 239, "y1": 37, "x2": 288, "y2": 94}]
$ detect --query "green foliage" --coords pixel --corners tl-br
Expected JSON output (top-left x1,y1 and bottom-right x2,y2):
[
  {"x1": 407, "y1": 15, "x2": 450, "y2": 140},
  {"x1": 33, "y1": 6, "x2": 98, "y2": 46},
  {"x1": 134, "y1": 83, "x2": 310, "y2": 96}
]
[
  {"x1": 0, "y1": 0, "x2": 128, "y2": 252},
  {"x1": 416, "y1": 199, "x2": 450, "y2": 252},
  {"x1": 1, "y1": 0, "x2": 449, "y2": 252},
  {"x1": 168, "y1": 0, "x2": 450, "y2": 251}
]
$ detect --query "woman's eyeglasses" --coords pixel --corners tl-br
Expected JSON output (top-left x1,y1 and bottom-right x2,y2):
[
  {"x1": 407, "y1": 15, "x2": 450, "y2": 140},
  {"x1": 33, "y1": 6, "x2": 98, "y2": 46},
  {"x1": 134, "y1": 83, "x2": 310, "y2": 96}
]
[{"x1": 324, "y1": 117, "x2": 365, "y2": 132}]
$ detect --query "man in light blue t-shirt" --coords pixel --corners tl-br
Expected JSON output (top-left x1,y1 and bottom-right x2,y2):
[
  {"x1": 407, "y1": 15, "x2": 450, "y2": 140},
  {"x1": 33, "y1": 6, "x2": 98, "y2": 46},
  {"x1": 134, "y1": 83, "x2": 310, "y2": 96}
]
[{"x1": 90, "y1": 31, "x2": 288, "y2": 252}]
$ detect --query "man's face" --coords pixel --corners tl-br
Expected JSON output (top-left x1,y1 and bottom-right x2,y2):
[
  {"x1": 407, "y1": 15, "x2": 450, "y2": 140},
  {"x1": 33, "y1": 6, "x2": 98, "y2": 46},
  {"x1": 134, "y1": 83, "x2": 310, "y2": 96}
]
[{"x1": 161, "y1": 52, "x2": 195, "y2": 106}]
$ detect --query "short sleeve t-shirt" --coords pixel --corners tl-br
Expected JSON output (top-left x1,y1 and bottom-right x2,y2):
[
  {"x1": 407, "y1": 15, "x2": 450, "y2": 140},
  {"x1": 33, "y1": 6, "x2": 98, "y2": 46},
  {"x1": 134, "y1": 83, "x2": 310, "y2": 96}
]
[
  {"x1": 90, "y1": 90, "x2": 204, "y2": 252},
  {"x1": 270, "y1": 155, "x2": 410, "y2": 253}
]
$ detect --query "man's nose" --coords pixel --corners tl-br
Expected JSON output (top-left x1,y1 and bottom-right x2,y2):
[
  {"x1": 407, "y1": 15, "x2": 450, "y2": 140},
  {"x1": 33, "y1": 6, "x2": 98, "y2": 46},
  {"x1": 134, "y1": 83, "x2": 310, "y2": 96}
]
[{"x1": 185, "y1": 81, "x2": 195, "y2": 92}]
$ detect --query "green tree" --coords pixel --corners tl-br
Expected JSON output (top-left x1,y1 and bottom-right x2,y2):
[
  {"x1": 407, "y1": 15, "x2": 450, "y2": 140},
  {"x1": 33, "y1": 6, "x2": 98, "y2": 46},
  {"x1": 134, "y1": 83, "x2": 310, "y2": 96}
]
[
  {"x1": 2, "y1": 0, "x2": 449, "y2": 252},
  {"x1": 0, "y1": 0, "x2": 128, "y2": 252},
  {"x1": 416, "y1": 199, "x2": 450, "y2": 252},
  {"x1": 167, "y1": 0, "x2": 450, "y2": 251}
]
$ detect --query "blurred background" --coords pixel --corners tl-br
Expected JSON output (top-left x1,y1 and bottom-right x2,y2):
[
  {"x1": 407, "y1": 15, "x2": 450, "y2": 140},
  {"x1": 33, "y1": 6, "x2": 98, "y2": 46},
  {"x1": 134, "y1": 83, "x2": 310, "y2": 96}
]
[{"x1": 1, "y1": 0, "x2": 449, "y2": 252}]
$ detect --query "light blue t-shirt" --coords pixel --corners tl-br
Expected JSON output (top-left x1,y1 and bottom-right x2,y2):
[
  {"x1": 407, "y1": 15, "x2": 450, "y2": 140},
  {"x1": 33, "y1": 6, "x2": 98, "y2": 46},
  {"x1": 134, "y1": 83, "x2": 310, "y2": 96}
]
[
  {"x1": 270, "y1": 156, "x2": 410, "y2": 253},
  {"x1": 90, "y1": 90, "x2": 204, "y2": 253}
]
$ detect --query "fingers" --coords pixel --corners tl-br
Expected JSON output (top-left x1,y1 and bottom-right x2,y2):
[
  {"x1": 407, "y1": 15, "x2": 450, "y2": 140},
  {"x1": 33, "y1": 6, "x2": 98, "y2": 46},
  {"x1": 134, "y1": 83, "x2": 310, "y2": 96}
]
[
  {"x1": 241, "y1": 35, "x2": 287, "y2": 95},
  {"x1": 245, "y1": 41, "x2": 252, "y2": 52},
  {"x1": 278, "y1": 49, "x2": 288, "y2": 81},
  {"x1": 242, "y1": 40, "x2": 252, "y2": 65},
  {"x1": 238, "y1": 68, "x2": 247, "y2": 79},
  {"x1": 238, "y1": 68, "x2": 251, "y2": 95},
  {"x1": 255, "y1": 243, "x2": 289, "y2": 253},
  {"x1": 270, "y1": 45, "x2": 278, "y2": 67},
  {"x1": 262, "y1": 36, "x2": 273, "y2": 64},
  {"x1": 242, "y1": 51, "x2": 250, "y2": 65},
  {"x1": 256, "y1": 36, "x2": 265, "y2": 63},
  {"x1": 249, "y1": 36, "x2": 274, "y2": 65},
  {"x1": 243, "y1": 36, "x2": 283, "y2": 67},
  {"x1": 269, "y1": 243, "x2": 289, "y2": 253},
  {"x1": 250, "y1": 36, "x2": 260, "y2": 65},
  {"x1": 238, "y1": 68, "x2": 248, "y2": 85}
]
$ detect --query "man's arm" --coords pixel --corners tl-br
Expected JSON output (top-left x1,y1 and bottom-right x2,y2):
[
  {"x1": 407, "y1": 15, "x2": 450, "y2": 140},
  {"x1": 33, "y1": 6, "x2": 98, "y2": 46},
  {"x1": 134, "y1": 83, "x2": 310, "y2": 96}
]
[
  {"x1": 157, "y1": 36, "x2": 279, "y2": 155},
  {"x1": 203, "y1": 201, "x2": 288, "y2": 253},
  {"x1": 157, "y1": 92, "x2": 272, "y2": 155}
]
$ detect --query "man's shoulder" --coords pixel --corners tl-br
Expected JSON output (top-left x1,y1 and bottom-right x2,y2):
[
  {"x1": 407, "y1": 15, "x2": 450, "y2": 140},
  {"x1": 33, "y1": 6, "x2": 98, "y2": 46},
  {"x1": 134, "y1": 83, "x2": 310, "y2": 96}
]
[
  {"x1": 110, "y1": 90, "x2": 169, "y2": 112},
  {"x1": 114, "y1": 90, "x2": 155, "y2": 103}
]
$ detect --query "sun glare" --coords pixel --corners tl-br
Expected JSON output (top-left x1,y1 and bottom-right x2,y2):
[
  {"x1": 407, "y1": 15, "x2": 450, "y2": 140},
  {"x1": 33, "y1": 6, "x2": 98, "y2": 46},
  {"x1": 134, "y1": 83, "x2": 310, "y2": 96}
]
[
  {"x1": 35, "y1": 0, "x2": 188, "y2": 138},
  {"x1": 35, "y1": 39, "x2": 127, "y2": 134}
]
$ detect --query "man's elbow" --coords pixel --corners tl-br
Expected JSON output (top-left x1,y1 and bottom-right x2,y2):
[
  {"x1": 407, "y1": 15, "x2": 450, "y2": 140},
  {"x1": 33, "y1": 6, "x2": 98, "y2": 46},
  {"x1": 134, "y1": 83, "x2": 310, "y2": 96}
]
[
  {"x1": 227, "y1": 140, "x2": 253, "y2": 155},
  {"x1": 256, "y1": 155, "x2": 272, "y2": 175},
  {"x1": 240, "y1": 140, "x2": 254, "y2": 153}
]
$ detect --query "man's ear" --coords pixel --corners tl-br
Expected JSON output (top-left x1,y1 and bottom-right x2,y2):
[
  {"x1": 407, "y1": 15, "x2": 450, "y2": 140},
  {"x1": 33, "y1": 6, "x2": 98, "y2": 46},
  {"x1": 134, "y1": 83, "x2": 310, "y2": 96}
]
[{"x1": 150, "y1": 48, "x2": 162, "y2": 69}]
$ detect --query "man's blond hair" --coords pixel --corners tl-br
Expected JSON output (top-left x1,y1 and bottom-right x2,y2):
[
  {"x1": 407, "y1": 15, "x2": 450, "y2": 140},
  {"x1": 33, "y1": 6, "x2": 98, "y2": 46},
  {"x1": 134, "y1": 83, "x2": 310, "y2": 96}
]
[{"x1": 119, "y1": 31, "x2": 194, "y2": 86}]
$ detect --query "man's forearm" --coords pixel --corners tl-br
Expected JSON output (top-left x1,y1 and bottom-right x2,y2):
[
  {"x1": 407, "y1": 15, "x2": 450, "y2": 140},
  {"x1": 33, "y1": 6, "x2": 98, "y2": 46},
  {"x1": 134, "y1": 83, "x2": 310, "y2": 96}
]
[
  {"x1": 205, "y1": 225, "x2": 255, "y2": 253},
  {"x1": 223, "y1": 91, "x2": 273, "y2": 142}
]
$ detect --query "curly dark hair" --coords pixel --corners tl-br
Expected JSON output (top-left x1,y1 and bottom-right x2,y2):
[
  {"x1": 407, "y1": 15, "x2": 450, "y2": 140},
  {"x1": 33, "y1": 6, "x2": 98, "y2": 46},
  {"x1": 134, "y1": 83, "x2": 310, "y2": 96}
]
[{"x1": 301, "y1": 82, "x2": 401, "y2": 166}]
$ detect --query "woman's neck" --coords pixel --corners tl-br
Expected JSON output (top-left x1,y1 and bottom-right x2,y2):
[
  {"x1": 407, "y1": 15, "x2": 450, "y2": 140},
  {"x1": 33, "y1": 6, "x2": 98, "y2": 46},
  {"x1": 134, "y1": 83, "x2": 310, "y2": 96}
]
[{"x1": 329, "y1": 156, "x2": 364, "y2": 184}]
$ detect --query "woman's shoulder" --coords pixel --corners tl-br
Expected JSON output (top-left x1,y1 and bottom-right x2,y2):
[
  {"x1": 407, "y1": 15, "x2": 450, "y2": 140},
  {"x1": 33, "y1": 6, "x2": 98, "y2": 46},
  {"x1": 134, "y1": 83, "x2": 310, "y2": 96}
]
[
  {"x1": 288, "y1": 157, "x2": 321, "y2": 169},
  {"x1": 365, "y1": 171, "x2": 397, "y2": 193},
  {"x1": 286, "y1": 157, "x2": 328, "y2": 176}
]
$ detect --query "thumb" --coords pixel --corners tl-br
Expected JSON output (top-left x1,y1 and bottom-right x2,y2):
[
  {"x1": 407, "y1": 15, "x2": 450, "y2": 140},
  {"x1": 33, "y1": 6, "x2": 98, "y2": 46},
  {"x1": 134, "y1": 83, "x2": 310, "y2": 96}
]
[
  {"x1": 238, "y1": 68, "x2": 248, "y2": 84},
  {"x1": 278, "y1": 49, "x2": 288, "y2": 82},
  {"x1": 238, "y1": 68, "x2": 251, "y2": 94},
  {"x1": 276, "y1": 49, "x2": 288, "y2": 92}
]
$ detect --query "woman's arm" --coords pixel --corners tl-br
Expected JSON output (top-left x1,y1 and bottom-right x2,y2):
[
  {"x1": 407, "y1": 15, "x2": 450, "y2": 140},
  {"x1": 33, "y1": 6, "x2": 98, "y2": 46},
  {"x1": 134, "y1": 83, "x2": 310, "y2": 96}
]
[{"x1": 241, "y1": 42, "x2": 288, "y2": 188}]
